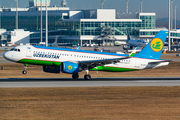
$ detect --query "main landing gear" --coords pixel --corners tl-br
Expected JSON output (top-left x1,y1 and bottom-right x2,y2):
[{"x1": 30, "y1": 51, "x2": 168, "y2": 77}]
[
  {"x1": 72, "y1": 74, "x2": 79, "y2": 79},
  {"x1": 22, "y1": 64, "x2": 28, "y2": 74},
  {"x1": 72, "y1": 69, "x2": 91, "y2": 80},
  {"x1": 84, "y1": 74, "x2": 91, "y2": 80},
  {"x1": 84, "y1": 69, "x2": 91, "y2": 80}
]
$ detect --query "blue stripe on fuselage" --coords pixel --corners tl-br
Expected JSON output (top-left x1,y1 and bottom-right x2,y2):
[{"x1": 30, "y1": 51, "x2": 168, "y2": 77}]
[{"x1": 33, "y1": 45, "x2": 128, "y2": 57}]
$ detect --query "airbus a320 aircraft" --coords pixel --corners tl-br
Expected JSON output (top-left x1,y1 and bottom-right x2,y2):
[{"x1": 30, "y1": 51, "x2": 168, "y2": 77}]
[{"x1": 3, "y1": 30, "x2": 169, "y2": 80}]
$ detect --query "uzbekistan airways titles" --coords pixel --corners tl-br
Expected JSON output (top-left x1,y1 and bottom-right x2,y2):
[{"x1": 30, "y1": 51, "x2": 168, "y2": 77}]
[{"x1": 33, "y1": 51, "x2": 60, "y2": 59}]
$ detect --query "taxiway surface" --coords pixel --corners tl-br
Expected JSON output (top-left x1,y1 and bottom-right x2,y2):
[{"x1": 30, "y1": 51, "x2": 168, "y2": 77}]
[{"x1": 1, "y1": 77, "x2": 180, "y2": 88}]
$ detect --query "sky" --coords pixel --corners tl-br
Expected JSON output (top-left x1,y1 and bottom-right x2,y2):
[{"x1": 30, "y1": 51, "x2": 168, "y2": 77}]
[{"x1": 0, "y1": 0, "x2": 180, "y2": 19}]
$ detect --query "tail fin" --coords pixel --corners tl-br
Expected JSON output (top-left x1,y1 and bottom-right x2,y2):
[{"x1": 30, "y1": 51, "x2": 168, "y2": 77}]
[
  {"x1": 54, "y1": 36, "x2": 58, "y2": 44},
  {"x1": 134, "y1": 30, "x2": 168, "y2": 59},
  {"x1": 127, "y1": 29, "x2": 131, "y2": 41}
]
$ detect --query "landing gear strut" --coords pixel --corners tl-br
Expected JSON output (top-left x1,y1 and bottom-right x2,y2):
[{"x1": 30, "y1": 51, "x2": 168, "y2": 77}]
[
  {"x1": 22, "y1": 64, "x2": 28, "y2": 74},
  {"x1": 84, "y1": 69, "x2": 91, "y2": 80}
]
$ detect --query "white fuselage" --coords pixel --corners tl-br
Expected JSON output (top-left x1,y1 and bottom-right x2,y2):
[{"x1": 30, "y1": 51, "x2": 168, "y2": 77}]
[
  {"x1": 3, "y1": 45, "x2": 169, "y2": 71},
  {"x1": 127, "y1": 40, "x2": 148, "y2": 47}
]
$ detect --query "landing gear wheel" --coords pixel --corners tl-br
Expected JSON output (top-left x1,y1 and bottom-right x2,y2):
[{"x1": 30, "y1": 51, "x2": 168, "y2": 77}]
[
  {"x1": 22, "y1": 64, "x2": 28, "y2": 74},
  {"x1": 22, "y1": 70, "x2": 27, "y2": 74},
  {"x1": 72, "y1": 74, "x2": 79, "y2": 80},
  {"x1": 84, "y1": 75, "x2": 91, "y2": 80}
]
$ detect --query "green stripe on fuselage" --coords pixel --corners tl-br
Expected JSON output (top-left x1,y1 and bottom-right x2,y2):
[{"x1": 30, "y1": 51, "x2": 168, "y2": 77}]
[
  {"x1": 18, "y1": 59, "x2": 137, "y2": 72},
  {"x1": 90, "y1": 66, "x2": 138, "y2": 72},
  {"x1": 18, "y1": 59, "x2": 61, "y2": 66}
]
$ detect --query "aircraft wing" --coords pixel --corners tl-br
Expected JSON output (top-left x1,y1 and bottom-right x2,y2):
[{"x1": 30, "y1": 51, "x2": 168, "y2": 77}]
[
  {"x1": 56, "y1": 43, "x2": 72, "y2": 45},
  {"x1": 65, "y1": 48, "x2": 141, "y2": 68},
  {"x1": 78, "y1": 46, "x2": 139, "y2": 65},
  {"x1": 76, "y1": 56, "x2": 130, "y2": 68}
]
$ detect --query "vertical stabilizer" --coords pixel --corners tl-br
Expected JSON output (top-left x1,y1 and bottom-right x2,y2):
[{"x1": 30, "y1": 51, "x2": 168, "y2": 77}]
[
  {"x1": 134, "y1": 30, "x2": 168, "y2": 59},
  {"x1": 127, "y1": 29, "x2": 131, "y2": 40}
]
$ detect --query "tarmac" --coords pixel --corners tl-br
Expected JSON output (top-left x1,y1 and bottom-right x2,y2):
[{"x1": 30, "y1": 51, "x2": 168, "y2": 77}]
[{"x1": 1, "y1": 77, "x2": 180, "y2": 88}]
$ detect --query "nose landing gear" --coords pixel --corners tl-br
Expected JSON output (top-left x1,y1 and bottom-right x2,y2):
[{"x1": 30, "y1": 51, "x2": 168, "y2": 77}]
[
  {"x1": 72, "y1": 69, "x2": 92, "y2": 80},
  {"x1": 22, "y1": 64, "x2": 28, "y2": 74}
]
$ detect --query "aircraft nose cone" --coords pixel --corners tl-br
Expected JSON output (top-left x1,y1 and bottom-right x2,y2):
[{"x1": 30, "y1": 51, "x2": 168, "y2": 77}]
[
  {"x1": 3, "y1": 52, "x2": 13, "y2": 62},
  {"x1": 3, "y1": 52, "x2": 8, "y2": 60}
]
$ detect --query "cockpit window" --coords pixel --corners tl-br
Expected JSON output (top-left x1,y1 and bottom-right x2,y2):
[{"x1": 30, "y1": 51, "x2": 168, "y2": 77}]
[
  {"x1": 10, "y1": 48, "x2": 15, "y2": 51},
  {"x1": 10, "y1": 48, "x2": 20, "y2": 52}
]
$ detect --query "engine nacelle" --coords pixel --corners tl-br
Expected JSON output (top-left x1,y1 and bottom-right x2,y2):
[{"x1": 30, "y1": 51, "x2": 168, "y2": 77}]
[
  {"x1": 43, "y1": 66, "x2": 60, "y2": 73},
  {"x1": 61, "y1": 62, "x2": 80, "y2": 74}
]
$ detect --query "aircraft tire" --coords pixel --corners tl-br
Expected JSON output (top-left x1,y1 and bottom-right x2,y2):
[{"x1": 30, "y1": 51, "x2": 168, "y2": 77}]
[
  {"x1": 130, "y1": 46, "x2": 133, "y2": 50},
  {"x1": 72, "y1": 74, "x2": 79, "y2": 80},
  {"x1": 84, "y1": 75, "x2": 91, "y2": 80},
  {"x1": 22, "y1": 70, "x2": 27, "y2": 74}
]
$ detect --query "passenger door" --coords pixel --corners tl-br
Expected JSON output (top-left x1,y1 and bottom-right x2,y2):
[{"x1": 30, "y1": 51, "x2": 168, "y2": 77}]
[{"x1": 26, "y1": 47, "x2": 32, "y2": 57}]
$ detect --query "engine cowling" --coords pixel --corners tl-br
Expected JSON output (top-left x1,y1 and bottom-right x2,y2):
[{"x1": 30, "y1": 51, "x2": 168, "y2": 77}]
[
  {"x1": 43, "y1": 66, "x2": 60, "y2": 73},
  {"x1": 61, "y1": 62, "x2": 80, "y2": 74}
]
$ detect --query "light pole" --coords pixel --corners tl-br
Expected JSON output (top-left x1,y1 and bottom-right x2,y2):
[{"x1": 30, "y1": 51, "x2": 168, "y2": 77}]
[
  {"x1": 0, "y1": 2, "x2": 1, "y2": 29},
  {"x1": 168, "y1": 0, "x2": 171, "y2": 51},
  {"x1": 101, "y1": 0, "x2": 104, "y2": 9},
  {"x1": 140, "y1": 0, "x2": 143, "y2": 13},
  {"x1": 171, "y1": 0, "x2": 173, "y2": 30},
  {"x1": 46, "y1": 0, "x2": 48, "y2": 46},
  {"x1": 174, "y1": 6, "x2": 177, "y2": 30},
  {"x1": 126, "y1": 0, "x2": 128, "y2": 14},
  {"x1": 16, "y1": 0, "x2": 18, "y2": 29},
  {"x1": 41, "y1": 0, "x2": 42, "y2": 43},
  {"x1": 0, "y1": 6, "x2": 1, "y2": 29}
]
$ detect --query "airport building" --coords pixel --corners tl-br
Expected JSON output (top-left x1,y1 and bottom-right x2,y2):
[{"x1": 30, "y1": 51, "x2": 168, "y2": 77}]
[
  {"x1": 0, "y1": 0, "x2": 180, "y2": 46},
  {"x1": 0, "y1": 29, "x2": 30, "y2": 46},
  {"x1": 29, "y1": 9, "x2": 157, "y2": 46}
]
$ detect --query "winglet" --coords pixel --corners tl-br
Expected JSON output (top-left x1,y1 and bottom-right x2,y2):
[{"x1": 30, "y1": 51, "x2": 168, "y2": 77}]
[
  {"x1": 127, "y1": 29, "x2": 131, "y2": 40},
  {"x1": 129, "y1": 46, "x2": 139, "y2": 57}
]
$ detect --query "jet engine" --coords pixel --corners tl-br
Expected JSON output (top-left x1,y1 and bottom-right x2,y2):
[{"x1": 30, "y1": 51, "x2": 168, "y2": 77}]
[
  {"x1": 61, "y1": 62, "x2": 80, "y2": 74},
  {"x1": 43, "y1": 66, "x2": 60, "y2": 73}
]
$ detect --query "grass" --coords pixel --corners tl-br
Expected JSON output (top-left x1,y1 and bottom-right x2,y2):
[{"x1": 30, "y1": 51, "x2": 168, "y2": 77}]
[
  {"x1": 1, "y1": 87, "x2": 180, "y2": 120},
  {"x1": 0, "y1": 56, "x2": 180, "y2": 119}
]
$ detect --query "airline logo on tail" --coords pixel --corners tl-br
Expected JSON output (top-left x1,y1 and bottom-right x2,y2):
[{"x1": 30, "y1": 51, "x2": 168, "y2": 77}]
[{"x1": 151, "y1": 38, "x2": 163, "y2": 52}]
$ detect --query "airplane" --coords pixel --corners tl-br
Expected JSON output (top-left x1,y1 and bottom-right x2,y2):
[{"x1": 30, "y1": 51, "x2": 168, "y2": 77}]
[
  {"x1": 3, "y1": 30, "x2": 169, "y2": 80},
  {"x1": 49, "y1": 36, "x2": 81, "y2": 49},
  {"x1": 48, "y1": 36, "x2": 72, "y2": 47},
  {"x1": 115, "y1": 30, "x2": 148, "y2": 50}
]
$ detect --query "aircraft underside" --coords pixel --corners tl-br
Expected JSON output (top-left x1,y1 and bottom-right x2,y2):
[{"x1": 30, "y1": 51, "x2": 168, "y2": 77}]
[{"x1": 18, "y1": 58, "x2": 139, "y2": 80}]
